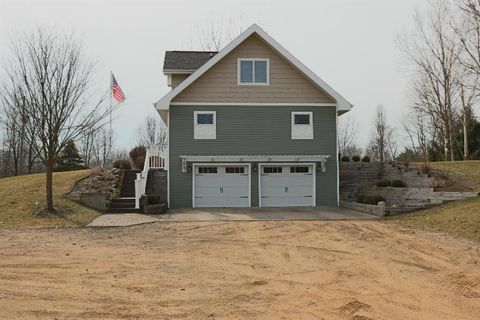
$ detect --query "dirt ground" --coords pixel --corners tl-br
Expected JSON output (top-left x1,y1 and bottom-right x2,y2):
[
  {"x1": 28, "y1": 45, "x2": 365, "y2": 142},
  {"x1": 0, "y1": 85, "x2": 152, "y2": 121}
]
[{"x1": 1, "y1": 221, "x2": 479, "y2": 320}]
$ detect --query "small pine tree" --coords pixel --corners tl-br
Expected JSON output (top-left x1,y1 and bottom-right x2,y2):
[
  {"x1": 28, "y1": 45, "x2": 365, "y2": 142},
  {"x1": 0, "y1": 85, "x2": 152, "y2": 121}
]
[{"x1": 56, "y1": 140, "x2": 85, "y2": 171}]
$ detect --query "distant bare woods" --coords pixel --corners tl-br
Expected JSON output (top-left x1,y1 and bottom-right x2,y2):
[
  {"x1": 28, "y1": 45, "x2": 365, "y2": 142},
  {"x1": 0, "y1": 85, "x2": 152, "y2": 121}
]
[
  {"x1": 340, "y1": 0, "x2": 480, "y2": 163},
  {"x1": 398, "y1": 0, "x2": 480, "y2": 161}
]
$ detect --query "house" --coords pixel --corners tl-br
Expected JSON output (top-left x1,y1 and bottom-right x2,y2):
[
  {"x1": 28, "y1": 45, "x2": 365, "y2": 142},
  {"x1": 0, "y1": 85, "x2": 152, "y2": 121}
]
[{"x1": 151, "y1": 24, "x2": 353, "y2": 209}]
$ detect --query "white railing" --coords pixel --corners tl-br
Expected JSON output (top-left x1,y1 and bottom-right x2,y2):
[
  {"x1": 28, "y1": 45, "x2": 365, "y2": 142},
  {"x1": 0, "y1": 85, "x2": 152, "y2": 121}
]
[{"x1": 135, "y1": 145, "x2": 167, "y2": 209}]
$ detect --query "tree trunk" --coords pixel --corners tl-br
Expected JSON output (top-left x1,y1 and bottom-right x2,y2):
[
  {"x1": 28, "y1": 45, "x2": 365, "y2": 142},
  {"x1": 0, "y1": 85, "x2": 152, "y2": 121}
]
[
  {"x1": 27, "y1": 146, "x2": 33, "y2": 174},
  {"x1": 464, "y1": 110, "x2": 469, "y2": 159},
  {"x1": 45, "y1": 163, "x2": 54, "y2": 211}
]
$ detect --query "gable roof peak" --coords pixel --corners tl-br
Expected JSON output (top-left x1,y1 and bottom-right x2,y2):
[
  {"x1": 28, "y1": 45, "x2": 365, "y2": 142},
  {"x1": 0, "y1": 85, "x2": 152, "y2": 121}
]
[{"x1": 155, "y1": 23, "x2": 353, "y2": 112}]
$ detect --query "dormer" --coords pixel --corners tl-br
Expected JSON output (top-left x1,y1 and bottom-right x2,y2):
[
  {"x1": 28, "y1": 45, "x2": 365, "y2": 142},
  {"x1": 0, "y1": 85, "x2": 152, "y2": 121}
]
[{"x1": 163, "y1": 51, "x2": 217, "y2": 88}]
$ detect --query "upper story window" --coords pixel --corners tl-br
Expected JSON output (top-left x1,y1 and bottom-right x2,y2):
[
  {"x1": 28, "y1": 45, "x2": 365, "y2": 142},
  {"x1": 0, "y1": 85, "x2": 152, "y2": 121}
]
[
  {"x1": 238, "y1": 58, "x2": 269, "y2": 85},
  {"x1": 291, "y1": 112, "x2": 313, "y2": 140},
  {"x1": 194, "y1": 111, "x2": 216, "y2": 139}
]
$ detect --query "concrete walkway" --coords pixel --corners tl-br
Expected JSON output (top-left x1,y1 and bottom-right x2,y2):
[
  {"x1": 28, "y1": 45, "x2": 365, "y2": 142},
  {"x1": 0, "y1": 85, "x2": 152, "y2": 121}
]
[
  {"x1": 87, "y1": 206, "x2": 376, "y2": 227},
  {"x1": 87, "y1": 213, "x2": 161, "y2": 227}
]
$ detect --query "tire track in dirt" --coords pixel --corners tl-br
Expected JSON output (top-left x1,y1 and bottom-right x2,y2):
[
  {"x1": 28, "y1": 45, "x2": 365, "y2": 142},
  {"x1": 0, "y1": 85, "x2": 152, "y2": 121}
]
[
  {"x1": 444, "y1": 273, "x2": 480, "y2": 305},
  {"x1": 337, "y1": 299, "x2": 372, "y2": 320},
  {"x1": 185, "y1": 291, "x2": 253, "y2": 320}
]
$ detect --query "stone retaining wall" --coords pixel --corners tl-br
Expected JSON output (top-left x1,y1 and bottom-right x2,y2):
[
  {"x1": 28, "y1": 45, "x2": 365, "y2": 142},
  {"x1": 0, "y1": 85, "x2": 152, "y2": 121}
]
[
  {"x1": 360, "y1": 187, "x2": 478, "y2": 207},
  {"x1": 146, "y1": 169, "x2": 168, "y2": 204},
  {"x1": 340, "y1": 200, "x2": 385, "y2": 217}
]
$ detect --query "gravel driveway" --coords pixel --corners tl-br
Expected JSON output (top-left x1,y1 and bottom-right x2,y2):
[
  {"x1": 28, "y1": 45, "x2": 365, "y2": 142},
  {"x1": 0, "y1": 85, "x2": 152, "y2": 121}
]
[{"x1": 1, "y1": 220, "x2": 479, "y2": 319}]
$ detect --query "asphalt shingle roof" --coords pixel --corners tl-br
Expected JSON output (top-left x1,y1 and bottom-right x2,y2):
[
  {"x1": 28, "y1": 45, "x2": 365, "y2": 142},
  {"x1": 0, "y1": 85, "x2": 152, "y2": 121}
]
[{"x1": 163, "y1": 51, "x2": 218, "y2": 71}]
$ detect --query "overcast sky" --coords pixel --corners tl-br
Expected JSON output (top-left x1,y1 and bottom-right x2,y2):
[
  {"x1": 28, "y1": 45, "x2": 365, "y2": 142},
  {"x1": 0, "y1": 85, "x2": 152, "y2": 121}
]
[{"x1": 0, "y1": 0, "x2": 424, "y2": 150}]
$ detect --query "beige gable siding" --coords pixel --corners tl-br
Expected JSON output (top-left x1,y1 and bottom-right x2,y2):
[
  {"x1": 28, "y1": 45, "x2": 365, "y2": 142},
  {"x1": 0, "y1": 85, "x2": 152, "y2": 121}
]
[
  {"x1": 171, "y1": 74, "x2": 190, "y2": 88},
  {"x1": 172, "y1": 35, "x2": 335, "y2": 103}
]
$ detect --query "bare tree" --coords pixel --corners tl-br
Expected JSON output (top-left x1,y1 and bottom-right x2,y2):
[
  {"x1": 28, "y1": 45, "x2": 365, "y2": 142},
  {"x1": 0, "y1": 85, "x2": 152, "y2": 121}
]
[
  {"x1": 1, "y1": 28, "x2": 110, "y2": 211},
  {"x1": 456, "y1": 0, "x2": 480, "y2": 78},
  {"x1": 403, "y1": 111, "x2": 431, "y2": 161},
  {"x1": 78, "y1": 125, "x2": 97, "y2": 168},
  {"x1": 337, "y1": 115, "x2": 358, "y2": 157},
  {"x1": 398, "y1": 0, "x2": 462, "y2": 161},
  {"x1": 136, "y1": 115, "x2": 168, "y2": 150},
  {"x1": 458, "y1": 79, "x2": 478, "y2": 158},
  {"x1": 1, "y1": 83, "x2": 40, "y2": 175},
  {"x1": 367, "y1": 106, "x2": 393, "y2": 163},
  {"x1": 92, "y1": 127, "x2": 114, "y2": 167},
  {"x1": 185, "y1": 16, "x2": 247, "y2": 51}
]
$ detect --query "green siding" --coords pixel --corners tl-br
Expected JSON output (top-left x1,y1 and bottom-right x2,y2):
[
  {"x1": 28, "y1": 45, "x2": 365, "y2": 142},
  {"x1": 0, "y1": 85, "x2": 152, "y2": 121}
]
[{"x1": 169, "y1": 105, "x2": 338, "y2": 208}]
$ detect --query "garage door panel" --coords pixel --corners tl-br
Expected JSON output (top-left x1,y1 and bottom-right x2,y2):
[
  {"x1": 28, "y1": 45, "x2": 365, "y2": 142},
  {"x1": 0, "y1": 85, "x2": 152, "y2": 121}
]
[
  {"x1": 195, "y1": 186, "x2": 221, "y2": 197},
  {"x1": 260, "y1": 165, "x2": 314, "y2": 207},
  {"x1": 194, "y1": 165, "x2": 249, "y2": 208},
  {"x1": 261, "y1": 195, "x2": 287, "y2": 207}
]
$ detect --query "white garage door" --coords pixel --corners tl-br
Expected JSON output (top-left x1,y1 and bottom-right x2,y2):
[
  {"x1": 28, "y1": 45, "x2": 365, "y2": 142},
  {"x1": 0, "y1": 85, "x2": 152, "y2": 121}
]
[
  {"x1": 194, "y1": 165, "x2": 250, "y2": 208},
  {"x1": 260, "y1": 164, "x2": 315, "y2": 207}
]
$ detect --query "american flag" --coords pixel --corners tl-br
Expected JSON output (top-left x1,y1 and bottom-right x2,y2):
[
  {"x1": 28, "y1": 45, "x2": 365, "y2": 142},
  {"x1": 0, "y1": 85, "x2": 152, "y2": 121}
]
[{"x1": 111, "y1": 74, "x2": 126, "y2": 102}]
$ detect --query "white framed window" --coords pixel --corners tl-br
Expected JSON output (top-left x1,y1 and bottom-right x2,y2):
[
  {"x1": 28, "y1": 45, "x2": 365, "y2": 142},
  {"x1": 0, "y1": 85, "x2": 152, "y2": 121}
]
[
  {"x1": 238, "y1": 58, "x2": 269, "y2": 85},
  {"x1": 291, "y1": 112, "x2": 313, "y2": 139},
  {"x1": 194, "y1": 111, "x2": 216, "y2": 139}
]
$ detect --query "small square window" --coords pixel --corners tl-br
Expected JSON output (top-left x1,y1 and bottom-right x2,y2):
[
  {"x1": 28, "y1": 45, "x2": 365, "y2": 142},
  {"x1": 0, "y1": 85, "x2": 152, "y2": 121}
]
[
  {"x1": 294, "y1": 114, "x2": 310, "y2": 125},
  {"x1": 226, "y1": 167, "x2": 245, "y2": 174},
  {"x1": 263, "y1": 167, "x2": 283, "y2": 174},
  {"x1": 290, "y1": 166, "x2": 309, "y2": 173},
  {"x1": 292, "y1": 112, "x2": 313, "y2": 139},
  {"x1": 194, "y1": 111, "x2": 216, "y2": 139},
  {"x1": 197, "y1": 113, "x2": 214, "y2": 125},
  {"x1": 198, "y1": 167, "x2": 217, "y2": 174}
]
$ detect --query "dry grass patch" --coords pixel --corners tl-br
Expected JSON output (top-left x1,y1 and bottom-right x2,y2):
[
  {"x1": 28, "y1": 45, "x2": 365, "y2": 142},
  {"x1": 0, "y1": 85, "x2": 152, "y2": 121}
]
[
  {"x1": 426, "y1": 160, "x2": 480, "y2": 180},
  {"x1": 390, "y1": 161, "x2": 480, "y2": 242},
  {"x1": 388, "y1": 197, "x2": 480, "y2": 242},
  {"x1": 0, "y1": 169, "x2": 101, "y2": 228}
]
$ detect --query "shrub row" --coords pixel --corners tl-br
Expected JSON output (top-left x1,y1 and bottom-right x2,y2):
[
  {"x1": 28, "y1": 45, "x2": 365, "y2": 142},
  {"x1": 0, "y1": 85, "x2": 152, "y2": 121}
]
[
  {"x1": 341, "y1": 155, "x2": 370, "y2": 162},
  {"x1": 356, "y1": 194, "x2": 385, "y2": 205},
  {"x1": 376, "y1": 179, "x2": 407, "y2": 188},
  {"x1": 147, "y1": 194, "x2": 161, "y2": 205},
  {"x1": 113, "y1": 159, "x2": 132, "y2": 170}
]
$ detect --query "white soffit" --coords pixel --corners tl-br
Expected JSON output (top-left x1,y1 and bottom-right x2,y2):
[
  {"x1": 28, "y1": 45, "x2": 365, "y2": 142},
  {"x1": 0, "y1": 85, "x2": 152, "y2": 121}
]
[{"x1": 154, "y1": 24, "x2": 353, "y2": 112}]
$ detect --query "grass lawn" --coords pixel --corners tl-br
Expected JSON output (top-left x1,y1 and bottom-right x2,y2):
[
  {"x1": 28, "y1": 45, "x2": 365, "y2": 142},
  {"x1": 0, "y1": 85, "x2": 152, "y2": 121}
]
[
  {"x1": 424, "y1": 160, "x2": 480, "y2": 182},
  {"x1": 0, "y1": 169, "x2": 101, "y2": 228},
  {"x1": 388, "y1": 197, "x2": 480, "y2": 242},
  {"x1": 390, "y1": 161, "x2": 480, "y2": 242}
]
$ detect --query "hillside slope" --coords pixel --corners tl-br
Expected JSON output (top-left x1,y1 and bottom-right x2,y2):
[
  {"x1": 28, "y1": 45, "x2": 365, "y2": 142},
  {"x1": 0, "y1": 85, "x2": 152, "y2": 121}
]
[
  {"x1": 390, "y1": 161, "x2": 480, "y2": 242},
  {"x1": 0, "y1": 170, "x2": 100, "y2": 228}
]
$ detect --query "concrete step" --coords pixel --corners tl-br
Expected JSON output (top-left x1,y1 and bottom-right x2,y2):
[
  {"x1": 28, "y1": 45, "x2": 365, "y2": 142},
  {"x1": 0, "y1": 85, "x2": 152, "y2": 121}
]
[{"x1": 107, "y1": 208, "x2": 142, "y2": 213}]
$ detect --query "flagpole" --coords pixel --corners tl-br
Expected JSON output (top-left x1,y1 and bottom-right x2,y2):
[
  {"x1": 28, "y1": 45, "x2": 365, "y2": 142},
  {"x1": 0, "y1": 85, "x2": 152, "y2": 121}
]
[{"x1": 109, "y1": 71, "x2": 113, "y2": 167}]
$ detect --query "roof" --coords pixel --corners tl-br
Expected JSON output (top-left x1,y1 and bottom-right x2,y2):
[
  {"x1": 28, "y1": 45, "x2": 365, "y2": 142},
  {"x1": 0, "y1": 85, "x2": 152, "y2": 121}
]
[
  {"x1": 155, "y1": 24, "x2": 353, "y2": 112},
  {"x1": 163, "y1": 51, "x2": 218, "y2": 72}
]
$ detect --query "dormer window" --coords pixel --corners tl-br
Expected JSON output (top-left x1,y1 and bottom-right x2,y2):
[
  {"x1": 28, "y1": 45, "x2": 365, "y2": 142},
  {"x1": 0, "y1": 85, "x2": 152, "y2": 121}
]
[{"x1": 238, "y1": 58, "x2": 269, "y2": 85}]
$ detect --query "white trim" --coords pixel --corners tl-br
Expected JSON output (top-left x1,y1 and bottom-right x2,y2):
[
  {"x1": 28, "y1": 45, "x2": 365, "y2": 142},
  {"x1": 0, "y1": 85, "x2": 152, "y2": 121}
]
[
  {"x1": 291, "y1": 112, "x2": 313, "y2": 140},
  {"x1": 180, "y1": 154, "x2": 329, "y2": 164},
  {"x1": 258, "y1": 163, "x2": 316, "y2": 207},
  {"x1": 163, "y1": 69, "x2": 195, "y2": 74},
  {"x1": 154, "y1": 24, "x2": 353, "y2": 112},
  {"x1": 167, "y1": 111, "x2": 170, "y2": 207},
  {"x1": 192, "y1": 163, "x2": 251, "y2": 208},
  {"x1": 336, "y1": 112, "x2": 339, "y2": 206},
  {"x1": 170, "y1": 102, "x2": 336, "y2": 107},
  {"x1": 193, "y1": 111, "x2": 216, "y2": 139},
  {"x1": 237, "y1": 58, "x2": 270, "y2": 86}
]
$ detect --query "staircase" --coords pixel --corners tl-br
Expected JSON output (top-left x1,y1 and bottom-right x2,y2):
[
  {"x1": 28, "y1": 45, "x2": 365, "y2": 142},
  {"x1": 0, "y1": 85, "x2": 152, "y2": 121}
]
[{"x1": 109, "y1": 169, "x2": 141, "y2": 213}]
